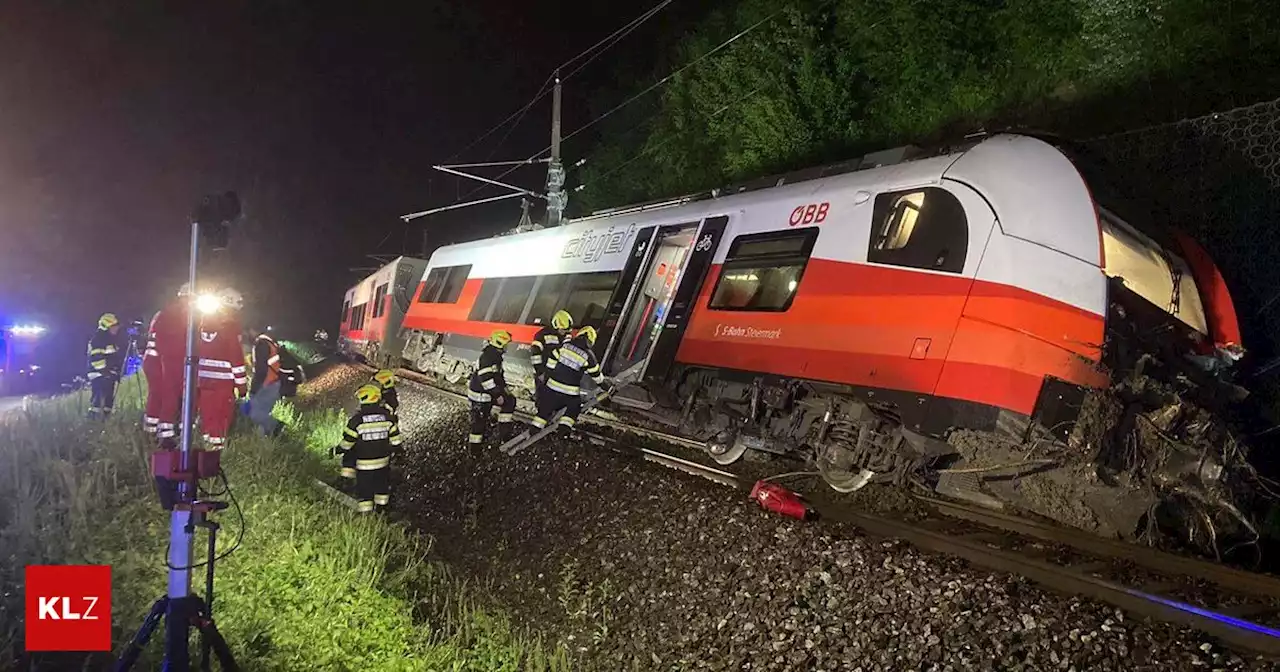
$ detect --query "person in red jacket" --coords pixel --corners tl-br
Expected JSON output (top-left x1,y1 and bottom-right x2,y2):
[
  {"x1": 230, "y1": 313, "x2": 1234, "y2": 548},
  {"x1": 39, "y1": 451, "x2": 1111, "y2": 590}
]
[
  {"x1": 152, "y1": 283, "x2": 194, "y2": 447},
  {"x1": 196, "y1": 288, "x2": 248, "y2": 450}
]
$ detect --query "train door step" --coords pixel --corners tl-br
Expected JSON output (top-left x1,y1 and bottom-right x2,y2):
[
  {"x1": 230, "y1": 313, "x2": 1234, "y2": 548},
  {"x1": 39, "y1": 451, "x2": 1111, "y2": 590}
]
[
  {"x1": 935, "y1": 471, "x2": 1005, "y2": 510},
  {"x1": 611, "y1": 385, "x2": 657, "y2": 411}
]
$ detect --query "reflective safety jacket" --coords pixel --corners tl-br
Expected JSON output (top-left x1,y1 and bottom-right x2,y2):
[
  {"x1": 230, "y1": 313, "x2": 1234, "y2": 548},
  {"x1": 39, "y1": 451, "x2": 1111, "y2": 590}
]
[
  {"x1": 87, "y1": 329, "x2": 123, "y2": 380},
  {"x1": 544, "y1": 335, "x2": 603, "y2": 397},
  {"x1": 529, "y1": 326, "x2": 564, "y2": 377},
  {"x1": 251, "y1": 334, "x2": 283, "y2": 394},
  {"x1": 197, "y1": 314, "x2": 247, "y2": 394},
  {"x1": 338, "y1": 404, "x2": 402, "y2": 471},
  {"x1": 467, "y1": 344, "x2": 508, "y2": 403}
]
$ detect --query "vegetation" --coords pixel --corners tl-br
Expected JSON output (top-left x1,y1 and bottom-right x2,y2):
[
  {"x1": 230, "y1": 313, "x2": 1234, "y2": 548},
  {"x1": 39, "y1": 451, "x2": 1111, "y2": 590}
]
[
  {"x1": 0, "y1": 375, "x2": 569, "y2": 671},
  {"x1": 576, "y1": 0, "x2": 1280, "y2": 211}
]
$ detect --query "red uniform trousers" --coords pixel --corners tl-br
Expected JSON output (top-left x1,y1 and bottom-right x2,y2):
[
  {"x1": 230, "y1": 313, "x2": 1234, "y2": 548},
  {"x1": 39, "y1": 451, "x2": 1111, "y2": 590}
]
[
  {"x1": 156, "y1": 355, "x2": 190, "y2": 443},
  {"x1": 198, "y1": 382, "x2": 236, "y2": 450},
  {"x1": 142, "y1": 354, "x2": 164, "y2": 434}
]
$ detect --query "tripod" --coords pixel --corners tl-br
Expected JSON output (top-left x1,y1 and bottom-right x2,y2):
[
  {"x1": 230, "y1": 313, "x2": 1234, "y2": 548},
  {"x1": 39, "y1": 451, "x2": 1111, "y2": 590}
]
[{"x1": 114, "y1": 501, "x2": 239, "y2": 672}]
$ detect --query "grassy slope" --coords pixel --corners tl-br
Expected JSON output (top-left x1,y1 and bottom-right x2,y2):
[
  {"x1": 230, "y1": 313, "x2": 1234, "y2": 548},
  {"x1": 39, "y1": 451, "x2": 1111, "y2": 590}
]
[{"x1": 0, "y1": 373, "x2": 568, "y2": 671}]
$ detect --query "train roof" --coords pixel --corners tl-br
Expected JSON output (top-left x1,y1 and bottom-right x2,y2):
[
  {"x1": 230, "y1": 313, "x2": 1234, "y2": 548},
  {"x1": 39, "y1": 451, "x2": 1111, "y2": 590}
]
[{"x1": 424, "y1": 133, "x2": 1104, "y2": 271}]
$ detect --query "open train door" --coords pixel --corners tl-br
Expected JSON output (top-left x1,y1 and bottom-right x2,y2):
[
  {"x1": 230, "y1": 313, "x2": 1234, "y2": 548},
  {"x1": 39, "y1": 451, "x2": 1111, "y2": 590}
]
[{"x1": 602, "y1": 215, "x2": 729, "y2": 385}]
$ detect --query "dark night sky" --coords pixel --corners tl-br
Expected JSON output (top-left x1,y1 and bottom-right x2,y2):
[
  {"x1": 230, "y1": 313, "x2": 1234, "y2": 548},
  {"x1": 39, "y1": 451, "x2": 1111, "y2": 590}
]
[{"x1": 0, "y1": 1, "x2": 697, "y2": 385}]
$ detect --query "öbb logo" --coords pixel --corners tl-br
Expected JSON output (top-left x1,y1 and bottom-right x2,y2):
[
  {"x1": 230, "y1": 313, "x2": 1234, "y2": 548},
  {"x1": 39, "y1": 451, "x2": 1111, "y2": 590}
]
[
  {"x1": 789, "y1": 202, "x2": 829, "y2": 227},
  {"x1": 25, "y1": 565, "x2": 112, "y2": 652}
]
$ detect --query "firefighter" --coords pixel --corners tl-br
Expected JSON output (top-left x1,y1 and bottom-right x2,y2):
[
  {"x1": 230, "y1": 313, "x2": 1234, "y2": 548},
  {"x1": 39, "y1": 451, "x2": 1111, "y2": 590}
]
[
  {"x1": 195, "y1": 289, "x2": 248, "y2": 450},
  {"x1": 87, "y1": 313, "x2": 124, "y2": 419},
  {"x1": 530, "y1": 310, "x2": 573, "y2": 393},
  {"x1": 533, "y1": 325, "x2": 606, "y2": 435},
  {"x1": 152, "y1": 284, "x2": 194, "y2": 446},
  {"x1": 333, "y1": 383, "x2": 401, "y2": 513},
  {"x1": 372, "y1": 368, "x2": 399, "y2": 415},
  {"x1": 248, "y1": 327, "x2": 286, "y2": 436},
  {"x1": 467, "y1": 330, "x2": 516, "y2": 446}
]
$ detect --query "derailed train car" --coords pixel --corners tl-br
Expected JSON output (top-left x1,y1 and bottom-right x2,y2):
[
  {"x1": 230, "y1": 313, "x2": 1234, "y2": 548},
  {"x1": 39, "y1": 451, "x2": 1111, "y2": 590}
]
[
  {"x1": 338, "y1": 256, "x2": 428, "y2": 368},
  {"x1": 394, "y1": 134, "x2": 1248, "y2": 545}
]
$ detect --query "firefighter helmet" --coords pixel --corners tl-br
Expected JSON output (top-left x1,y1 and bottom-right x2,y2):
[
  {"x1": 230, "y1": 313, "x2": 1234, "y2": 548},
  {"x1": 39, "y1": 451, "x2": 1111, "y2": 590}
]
[
  {"x1": 374, "y1": 369, "x2": 396, "y2": 388},
  {"x1": 578, "y1": 325, "x2": 598, "y2": 346},
  {"x1": 551, "y1": 310, "x2": 573, "y2": 331},
  {"x1": 355, "y1": 383, "x2": 383, "y2": 405},
  {"x1": 98, "y1": 313, "x2": 119, "y2": 330},
  {"x1": 489, "y1": 330, "x2": 512, "y2": 349},
  {"x1": 218, "y1": 288, "x2": 244, "y2": 310}
]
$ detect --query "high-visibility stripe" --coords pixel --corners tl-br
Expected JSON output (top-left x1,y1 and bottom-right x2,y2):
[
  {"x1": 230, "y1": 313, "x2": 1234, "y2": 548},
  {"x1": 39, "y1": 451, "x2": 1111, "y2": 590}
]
[
  {"x1": 532, "y1": 416, "x2": 548, "y2": 428},
  {"x1": 344, "y1": 427, "x2": 359, "y2": 437},
  {"x1": 559, "y1": 348, "x2": 589, "y2": 367},
  {"x1": 340, "y1": 439, "x2": 355, "y2": 449},
  {"x1": 357, "y1": 500, "x2": 374, "y2": 512},
  {"x1": 468, "y1": 390, "x2": 492, "y2": 403},
  {"x1": 267, "y1": 355, "x2": 280, "y2": 365},
  {"x1": 199, "y1": 371, "x2": 235, "y2": 380},
  {"x1": 390, "y1": 434, "x2": 402, "y2": 446},
  {"x1": 356, "y1": 457, "x2": 390, "y2": 470},
  {"x1": 468, "y1": 433, "x2": 483, "y2": 444},
  {"x1": 558, "y1": 415, "x2": 576, "y2": 427},
  {"x1": 91, "y1": 361, "x2": 107, "y2": 370},
  {"x1": 341, "y1": 467, "x2": 356, "y2": 478},
  {"x1": 546, "y1": 378, "x2": 578, "y2": 395},
  {"x1": 476, "y1": 365, "x2": 497, "y2": 375},
  {"x1": 481, "y1": 379, "x2": 496, "y2": 390},
  {"x1": 87, "y1": 372, "x2": 102, "y2": 379},
  {"x1": 357, "y1": 421, "x2": 393, "y2": 430},
  {"x1": 199, "y1": 358, "x2": 231, "y2": 367},
  {"x1": 497, "y1": 413, "x2": 513, "y2": 423},
  {"x1": 373, "y1": 494, "x2": 389, "y2": 505}
]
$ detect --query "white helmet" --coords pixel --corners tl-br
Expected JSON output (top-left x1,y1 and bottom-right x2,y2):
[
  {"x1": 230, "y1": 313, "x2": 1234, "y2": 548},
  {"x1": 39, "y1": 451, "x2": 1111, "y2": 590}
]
[{"x1": 218, "y1": 288, "x2": 244, "y2": 310}]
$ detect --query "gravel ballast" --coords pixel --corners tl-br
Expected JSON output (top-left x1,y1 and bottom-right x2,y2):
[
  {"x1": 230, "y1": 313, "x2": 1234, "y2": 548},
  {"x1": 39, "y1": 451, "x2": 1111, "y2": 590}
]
[{"x1": 298, "y1": 365, "x2": 1277, "y2": 670}]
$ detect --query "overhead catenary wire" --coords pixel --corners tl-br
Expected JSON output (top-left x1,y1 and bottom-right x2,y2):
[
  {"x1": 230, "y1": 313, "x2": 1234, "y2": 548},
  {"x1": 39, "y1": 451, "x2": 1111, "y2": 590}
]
[
  {"x1": 440, "y1": 0, "x2": 677, "y2": 168},
  {"x1": 461, "y1": 6, "x2": 789, "y2": 201}
]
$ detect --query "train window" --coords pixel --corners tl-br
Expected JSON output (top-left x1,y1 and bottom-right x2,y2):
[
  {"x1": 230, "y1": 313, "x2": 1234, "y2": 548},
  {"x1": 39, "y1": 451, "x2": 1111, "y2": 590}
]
[
  {"x1": 709, "y1": 229, "x2": 819, "y2": 312},
  {"x1": 341, "y1": 300, "x2": 351, "y2": 323},
  {"x1": 525, "y1": 275, "x2": 571, "y2": 325},
  {"x1": 418, "y1": 264, "x2": 472, "y2": 303},
  {"x1": 371, "y1": 283, "x2": 389, "y2": 318},
  {"x1": 418, "y1": 268, "x2": 447, "y2": 303},
  {"x1": 490, "y1": 276, "x2": 537, "y2": 324},
  {"x1": 562, "y1": 271, "x2": 621, "y2": 327},
  {"x1": 867, "y1": 187, "x2": 967, "y2": 274},
  {"x1": 468, "y1": 279, "x2": 502, "y2": 321},
  {"x1": 439, "y1": 265, "x2": 471, "y2": 303},
  {"x1": 351, "y1": 303, "x2": 367, "y2": 330}
]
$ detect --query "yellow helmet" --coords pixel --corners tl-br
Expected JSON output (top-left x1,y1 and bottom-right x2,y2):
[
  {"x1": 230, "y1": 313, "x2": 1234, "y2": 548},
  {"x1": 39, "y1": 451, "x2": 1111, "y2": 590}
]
[
  {"x1": 551, "y1": 310, "x2": 574, "y2": 331},
  {"x1": 373, "y1": 369, "x2": 396, "y2": 388},
  {"x1": 489, "y1": 330, "x2": 513, "y2": 349},
  {"x1": 355, "y1": 383, "x2": 383, "y2": 405},
  {"x1": 578, "y1": 325, "x2": 598, "y2": 346},
  {"x1": 98, "y1": 313, "x2": 119, "y2": 330}
]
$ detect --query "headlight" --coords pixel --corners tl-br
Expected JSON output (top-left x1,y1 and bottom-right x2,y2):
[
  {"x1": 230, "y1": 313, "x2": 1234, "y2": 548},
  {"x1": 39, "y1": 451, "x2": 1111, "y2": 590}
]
[{"x1": 196, "y1": 293, "x2": 223, "y2": 314}]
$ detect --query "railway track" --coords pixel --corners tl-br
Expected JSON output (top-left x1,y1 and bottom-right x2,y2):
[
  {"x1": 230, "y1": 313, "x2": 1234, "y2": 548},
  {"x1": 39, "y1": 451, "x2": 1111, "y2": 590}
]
[{"x1": 364, "y1": 363, "x2": 1280, "y2": 657}]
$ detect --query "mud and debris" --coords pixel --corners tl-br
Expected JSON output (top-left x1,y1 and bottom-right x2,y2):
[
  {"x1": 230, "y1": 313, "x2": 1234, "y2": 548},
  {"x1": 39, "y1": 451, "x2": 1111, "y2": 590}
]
[{"x1": 291, "y1": 363, "x2": 1277, "y2": 670}]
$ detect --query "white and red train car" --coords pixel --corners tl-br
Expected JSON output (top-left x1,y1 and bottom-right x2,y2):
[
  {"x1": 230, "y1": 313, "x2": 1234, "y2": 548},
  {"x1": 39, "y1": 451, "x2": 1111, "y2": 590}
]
[
  {"x1": 386, "y1": 133, "x2": 1241, "y2": 514},
  {"x1": 338, "y1": 256, "x2": 428, "y2": 367}
]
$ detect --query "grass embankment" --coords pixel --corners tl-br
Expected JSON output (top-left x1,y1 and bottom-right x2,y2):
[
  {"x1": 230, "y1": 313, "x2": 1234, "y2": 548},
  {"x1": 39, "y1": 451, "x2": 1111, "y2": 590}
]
[{"x1": 0, "y1": 373, "x2": 569, "y2": 671}]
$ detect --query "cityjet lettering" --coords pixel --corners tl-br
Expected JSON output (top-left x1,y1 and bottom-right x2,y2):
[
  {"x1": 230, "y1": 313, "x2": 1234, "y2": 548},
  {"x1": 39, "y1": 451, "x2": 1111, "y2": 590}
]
[
  {"x1": 561, "y1": 224, "x2": 638, "y2": 264},
  {"x1": 713, "y1": 324, "x2": 783, "y2": 340}
]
